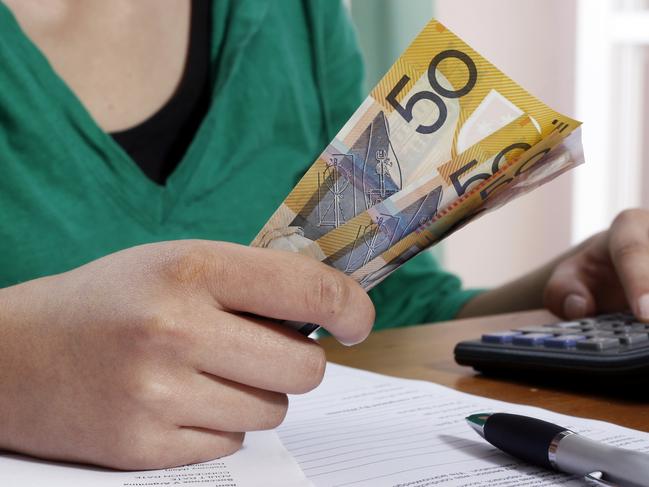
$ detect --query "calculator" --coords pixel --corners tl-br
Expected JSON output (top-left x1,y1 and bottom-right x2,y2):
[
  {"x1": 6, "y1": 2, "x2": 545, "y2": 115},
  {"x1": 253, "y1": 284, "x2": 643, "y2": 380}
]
[{"x1": 454, "y1": 312, "x2": 649, "y2": 382}]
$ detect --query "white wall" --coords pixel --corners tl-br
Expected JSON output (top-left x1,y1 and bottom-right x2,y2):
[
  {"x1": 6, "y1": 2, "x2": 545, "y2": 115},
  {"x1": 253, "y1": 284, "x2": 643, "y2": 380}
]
[{"x1": 435, "y1": 0, "x2": 578, "y2": 288}]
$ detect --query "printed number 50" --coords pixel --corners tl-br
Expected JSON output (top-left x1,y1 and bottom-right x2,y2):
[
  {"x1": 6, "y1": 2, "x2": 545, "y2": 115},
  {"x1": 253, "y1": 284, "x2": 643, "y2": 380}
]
[{"x1": 386, "y1": 49, "x2": 478, "y2": 135}]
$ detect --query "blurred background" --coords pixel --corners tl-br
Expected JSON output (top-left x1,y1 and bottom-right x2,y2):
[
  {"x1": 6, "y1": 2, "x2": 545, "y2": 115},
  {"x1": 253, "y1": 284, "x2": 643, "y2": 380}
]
[{"x1": 345, "y1": 0, "x2": 649, "y2": 289}]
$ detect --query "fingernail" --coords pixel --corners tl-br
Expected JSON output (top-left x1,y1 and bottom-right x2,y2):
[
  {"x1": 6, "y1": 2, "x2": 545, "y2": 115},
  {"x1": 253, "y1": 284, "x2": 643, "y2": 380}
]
[
  {"x1": 563, "y1": 294, "x2": 587, "y2": 318},
  {"x1": 637, "y1": 294, "x2": 649, "y2": 320}
]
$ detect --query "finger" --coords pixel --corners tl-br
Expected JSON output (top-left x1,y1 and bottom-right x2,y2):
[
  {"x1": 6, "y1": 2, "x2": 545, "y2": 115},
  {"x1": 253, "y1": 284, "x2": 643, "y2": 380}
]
[
  {"x1": 609, "y1": 210, "x2": 649, "y2": 320},
  {"x1": 190, "y1": 307, "x2": 327, "y2": 394},
  {"x1": 174, "y1": 373, "x2": 288, "y2": 432},
  {"x1": 544, "y1": 258, "x2": 597, "y2": 319},
  {"x1": 191, "y1": 242, "x2": 375, "y2": 345}
]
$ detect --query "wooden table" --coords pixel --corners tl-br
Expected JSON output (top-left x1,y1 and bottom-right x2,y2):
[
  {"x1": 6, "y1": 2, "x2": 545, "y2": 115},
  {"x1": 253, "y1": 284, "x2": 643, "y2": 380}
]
[{"x1": 320, "y1": 310, "x2": 649, "y2": 432}]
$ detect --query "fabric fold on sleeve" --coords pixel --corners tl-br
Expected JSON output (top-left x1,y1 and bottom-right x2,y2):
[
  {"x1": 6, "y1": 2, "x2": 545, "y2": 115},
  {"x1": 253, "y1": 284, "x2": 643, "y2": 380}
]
[{"x1": 368, "y1": 252, "x2": 484, "y2": 330}]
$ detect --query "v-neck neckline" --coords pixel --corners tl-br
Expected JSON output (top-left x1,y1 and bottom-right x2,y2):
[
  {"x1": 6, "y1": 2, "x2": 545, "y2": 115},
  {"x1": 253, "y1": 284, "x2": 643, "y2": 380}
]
[{"x1": 0, "y1": 0, "x2": 269, "y2": 226}]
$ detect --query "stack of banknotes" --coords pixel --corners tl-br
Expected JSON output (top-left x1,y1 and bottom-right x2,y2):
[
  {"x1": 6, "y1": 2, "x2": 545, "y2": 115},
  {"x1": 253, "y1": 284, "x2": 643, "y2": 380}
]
[{"x1": 252, "y1": 20, "x2": 584, "y2": 335}]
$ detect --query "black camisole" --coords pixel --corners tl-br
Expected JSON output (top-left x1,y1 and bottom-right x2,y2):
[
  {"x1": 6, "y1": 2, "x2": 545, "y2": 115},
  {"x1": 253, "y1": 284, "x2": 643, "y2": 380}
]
[{"x1": 110, "y1": 0, "x2": 212, "y2": 185}]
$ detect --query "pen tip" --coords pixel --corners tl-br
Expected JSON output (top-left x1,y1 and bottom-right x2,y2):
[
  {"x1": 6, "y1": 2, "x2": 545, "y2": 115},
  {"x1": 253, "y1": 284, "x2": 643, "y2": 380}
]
[{"x1": 466, "y1": 413, "x2": 492, "y2": 438}]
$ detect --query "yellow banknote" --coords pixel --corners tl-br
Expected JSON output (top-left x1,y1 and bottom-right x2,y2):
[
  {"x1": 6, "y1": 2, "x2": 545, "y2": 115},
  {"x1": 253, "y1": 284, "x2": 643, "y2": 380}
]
[
  {"x1": 252, "y1": 20, "x2": 580, "y2": 254},
  {"x1": 349, "y1": 129, "x2": 584, "y2": 290},
  {"x1": 251, "y1": 18, "x2": 584, "y2": 334},
  {"x1": 298, "y1": 115, "x2": 542, "y2": 275}
]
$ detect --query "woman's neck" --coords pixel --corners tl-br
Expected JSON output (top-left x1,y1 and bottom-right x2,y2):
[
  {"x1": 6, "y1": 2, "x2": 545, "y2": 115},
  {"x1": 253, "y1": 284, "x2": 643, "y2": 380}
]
[{"x1": 3, "y1": 0, "x2": 192, "y2": 132}]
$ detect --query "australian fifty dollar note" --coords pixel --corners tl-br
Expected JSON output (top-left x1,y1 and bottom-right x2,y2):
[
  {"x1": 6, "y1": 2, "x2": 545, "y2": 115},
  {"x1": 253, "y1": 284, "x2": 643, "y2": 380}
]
[{"x1": 251, "y1": 19, "x2": 584, "y2": 334}]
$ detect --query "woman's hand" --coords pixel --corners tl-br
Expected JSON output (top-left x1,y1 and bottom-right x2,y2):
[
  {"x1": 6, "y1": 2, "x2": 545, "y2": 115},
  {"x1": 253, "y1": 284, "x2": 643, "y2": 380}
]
[
  {"x1": 0, "y1": 241, "x2": 374, "y2": 470},
  {"x1": 544, "y1": 208, "x2": 649, "y2": 320},
  {"x1": 457, "y1": 209, "x2": 649, "y2": 321}
]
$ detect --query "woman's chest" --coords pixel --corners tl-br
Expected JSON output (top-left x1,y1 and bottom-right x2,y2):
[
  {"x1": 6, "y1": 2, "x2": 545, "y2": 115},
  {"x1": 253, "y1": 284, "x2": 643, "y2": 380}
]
[{"x1": 0, "y1": 1, "x2": 328, "y2": 286}]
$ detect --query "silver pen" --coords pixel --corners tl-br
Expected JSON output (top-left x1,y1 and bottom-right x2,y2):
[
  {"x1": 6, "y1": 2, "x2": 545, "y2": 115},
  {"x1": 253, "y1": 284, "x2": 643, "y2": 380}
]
[{"x1": 466, "y1": 412, "x2": 649, "y2": 487}]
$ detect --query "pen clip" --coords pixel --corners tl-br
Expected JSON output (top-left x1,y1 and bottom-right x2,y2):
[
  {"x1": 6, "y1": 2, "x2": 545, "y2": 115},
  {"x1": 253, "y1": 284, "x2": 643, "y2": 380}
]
[{"x1": 584, "y1": 471, "x2": 619, "y2": 487}]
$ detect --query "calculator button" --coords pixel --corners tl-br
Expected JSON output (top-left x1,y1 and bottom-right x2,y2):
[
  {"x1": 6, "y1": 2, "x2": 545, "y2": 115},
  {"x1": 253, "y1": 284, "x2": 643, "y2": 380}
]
[
  {"x1": 512, "y1": 333, "x2": 553, "y2": 346},
  {"x1": 629, "y1": 324, "x2": 649, "y2": 332},
  {"x1": 618, "y1": 333, "x2": 649, "y2": 346},
  {"x1": 547, "y1": 321, "x2": 582, "y2": 329},
  {"x1": 587, "y1": 331, "x2": 617, "y2": 338},
  {"x1": 516, "y1": 326, "x2": 555, "y2": 333},
  {"x1": 543, "y1": 335, "x2": 586, "y2": 349},
  {"x1": 576, "y1": 337, "x2": 620, "y2": 351},
  {"x1": 598, "y1": 313, "x2": 630, "y2": 321},
  {"x1": 481, "y1": 331, "x2": 522, "y2": 344},
  {"x1": 597, "y1": 322, "x2": 625, "y2": 331},
  {"x1": 518, "y1": 326, "x2": 573, "y2": 335}
]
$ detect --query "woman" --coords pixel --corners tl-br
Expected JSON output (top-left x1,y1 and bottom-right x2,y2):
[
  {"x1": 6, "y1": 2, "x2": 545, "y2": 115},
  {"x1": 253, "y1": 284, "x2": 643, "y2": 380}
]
[{"x1": 1, "y1": 0, "x2": 647, "y2": 471}]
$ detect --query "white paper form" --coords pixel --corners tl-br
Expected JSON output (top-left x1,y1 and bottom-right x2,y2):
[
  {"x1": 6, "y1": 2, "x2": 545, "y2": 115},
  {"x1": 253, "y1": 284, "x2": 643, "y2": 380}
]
[
  {"x1": 280, "y1": 364, "x2": 649, "y2": 487},
  {"x1": 0, "y1": 430, "x2": 314, "y2": 487}
]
